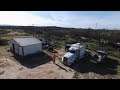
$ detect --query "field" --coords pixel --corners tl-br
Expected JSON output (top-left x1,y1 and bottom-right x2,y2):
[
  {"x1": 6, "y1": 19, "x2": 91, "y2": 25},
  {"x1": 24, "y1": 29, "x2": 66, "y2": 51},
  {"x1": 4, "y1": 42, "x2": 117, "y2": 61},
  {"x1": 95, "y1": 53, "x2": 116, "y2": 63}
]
[{"x1": 0, "y1": 27, "x2": 120, "y2": 79}]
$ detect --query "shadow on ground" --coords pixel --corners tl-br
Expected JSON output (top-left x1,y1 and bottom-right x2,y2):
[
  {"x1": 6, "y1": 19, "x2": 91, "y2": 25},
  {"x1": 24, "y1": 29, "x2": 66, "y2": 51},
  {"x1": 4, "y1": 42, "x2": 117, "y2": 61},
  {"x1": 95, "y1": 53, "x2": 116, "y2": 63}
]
[
  {"x1": 55, "y1": 63, "x2": 68, "y2": 72},
  {"x1": 70, "y1": 57, "x2": 120, "y2": 75},
  {"x1": 13, "y1": 52, "x2": 52, "y2": 69}
]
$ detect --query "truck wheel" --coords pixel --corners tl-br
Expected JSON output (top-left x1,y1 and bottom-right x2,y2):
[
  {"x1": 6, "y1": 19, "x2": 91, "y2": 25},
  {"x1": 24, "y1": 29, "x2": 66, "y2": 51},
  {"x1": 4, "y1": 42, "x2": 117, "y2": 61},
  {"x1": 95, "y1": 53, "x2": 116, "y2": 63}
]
[
  {"x1": 74, "y1": 60, "x2": 79, "y2": 63},
  {"x1": 70, "y1": 63, "x2": 74, "y2": 67},
  {"x1": 71, "y1": 60, "x2": 77, "y2": 66},
  {"x1": 73, "y1": 60, "x2": 77, "y2": 64}
]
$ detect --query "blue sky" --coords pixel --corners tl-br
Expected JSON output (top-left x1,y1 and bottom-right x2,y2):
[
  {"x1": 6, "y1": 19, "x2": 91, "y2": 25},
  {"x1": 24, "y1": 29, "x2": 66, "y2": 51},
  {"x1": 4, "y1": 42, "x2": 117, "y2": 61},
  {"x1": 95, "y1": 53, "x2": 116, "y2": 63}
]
[{"x1": 0, "y1": 11, "x2": 120, "y2": 29}]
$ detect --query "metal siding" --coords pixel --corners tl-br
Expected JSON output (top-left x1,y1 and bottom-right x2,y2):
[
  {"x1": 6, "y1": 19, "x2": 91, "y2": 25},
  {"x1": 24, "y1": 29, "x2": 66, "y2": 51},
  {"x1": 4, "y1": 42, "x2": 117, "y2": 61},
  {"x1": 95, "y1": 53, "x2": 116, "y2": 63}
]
[
  {"x1": 23, "y1": 43, "x2": 42, "y2": 56},
  {"x1": 19, "y1": 47, "x2": 23, "y2": 56},
  {"x1": 9, "y1": 43, "x2": 13, "y2": 51},
  {"x1": 9, "y1": 40, "x2": 22, "y2": 55},
  {"x1": 9, "y1": 40, "x2": 16, "y2": 51},
  {"x1": 15, "y1": 44, "x2": 19, "y2": 54}
]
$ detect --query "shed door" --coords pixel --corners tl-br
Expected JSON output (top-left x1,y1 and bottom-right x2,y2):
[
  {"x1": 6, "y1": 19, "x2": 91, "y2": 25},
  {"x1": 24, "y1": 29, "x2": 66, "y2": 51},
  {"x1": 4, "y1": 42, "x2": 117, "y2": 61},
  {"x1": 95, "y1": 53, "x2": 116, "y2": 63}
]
[{"x1": 12, "y1": 44, "x2": 15, "y2": 53}]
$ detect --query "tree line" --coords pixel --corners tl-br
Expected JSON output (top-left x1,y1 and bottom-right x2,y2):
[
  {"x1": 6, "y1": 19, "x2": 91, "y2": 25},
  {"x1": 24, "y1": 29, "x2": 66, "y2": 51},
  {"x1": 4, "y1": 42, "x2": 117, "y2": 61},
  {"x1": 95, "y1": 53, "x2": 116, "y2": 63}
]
[{"x1": 0, "y1": 26, "x2": 120, "y2": 47}]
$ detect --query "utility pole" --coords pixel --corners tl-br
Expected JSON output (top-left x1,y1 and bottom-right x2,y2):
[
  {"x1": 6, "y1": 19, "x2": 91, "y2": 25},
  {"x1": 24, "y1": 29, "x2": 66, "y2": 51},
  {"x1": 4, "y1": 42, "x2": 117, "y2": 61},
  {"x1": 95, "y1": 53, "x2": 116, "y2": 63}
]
[
  {"x1": 95, "y1": 23, "x2": 98, "y2": 29},
  {"x1": 88, "y1": 24, "x2": 90, "y2": 29},
  {"x1": 32, "y1": 24, "x2": 35, "y2": 37}
]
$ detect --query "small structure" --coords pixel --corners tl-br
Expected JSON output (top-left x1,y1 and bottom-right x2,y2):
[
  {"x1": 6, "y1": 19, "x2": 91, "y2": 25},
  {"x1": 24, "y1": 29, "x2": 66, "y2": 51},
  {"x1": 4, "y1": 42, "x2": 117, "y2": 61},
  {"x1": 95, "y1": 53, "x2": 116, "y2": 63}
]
[{"x1": 9, "y1": 36, "x2": 42, "y2": 56}]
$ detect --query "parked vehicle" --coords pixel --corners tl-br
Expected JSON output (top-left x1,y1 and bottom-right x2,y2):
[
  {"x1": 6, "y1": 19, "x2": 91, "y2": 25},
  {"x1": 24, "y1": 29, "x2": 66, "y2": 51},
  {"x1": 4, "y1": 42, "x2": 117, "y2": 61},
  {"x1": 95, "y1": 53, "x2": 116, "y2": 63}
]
[
  {"x1": 62, "y1": 43, "x2": 85, "y2": 66},
  {"x1": 91, "y1": 50, "x2": 107, "y2": 63},
  {"x1": 85, "y1": 50, "x2": 91, "y2": 57}
]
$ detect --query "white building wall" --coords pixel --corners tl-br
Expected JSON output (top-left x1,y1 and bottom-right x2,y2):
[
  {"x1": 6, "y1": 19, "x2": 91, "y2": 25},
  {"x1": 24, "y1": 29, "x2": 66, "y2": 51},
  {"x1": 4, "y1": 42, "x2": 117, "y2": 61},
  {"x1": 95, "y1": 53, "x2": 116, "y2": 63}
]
[
  {"x1": 18, "y1": 47, "x2": 23, "y2": 56},
  {"x1": 9, "y1": 43, "x2": 13, "y2": 51},
  {"x1": 9, "y1": 40, "x2": 19, "y2": 52},
  {"x1": 14, "y1": 44, "x2": 19, "y2": 54},
  {"x1": 23, "y1": 43, "x2": 42, "y2": 56}
]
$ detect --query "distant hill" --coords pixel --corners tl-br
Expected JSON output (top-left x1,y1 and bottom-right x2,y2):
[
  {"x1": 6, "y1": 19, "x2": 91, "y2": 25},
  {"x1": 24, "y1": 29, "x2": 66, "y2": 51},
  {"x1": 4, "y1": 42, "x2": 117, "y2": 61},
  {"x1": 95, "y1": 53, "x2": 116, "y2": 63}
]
[
  {"x1": 0, "y1": 25, "x2": 117, "y2": 31},
  {"x1": 0, "y1": 25, "x2": 77, "y2": 30}
]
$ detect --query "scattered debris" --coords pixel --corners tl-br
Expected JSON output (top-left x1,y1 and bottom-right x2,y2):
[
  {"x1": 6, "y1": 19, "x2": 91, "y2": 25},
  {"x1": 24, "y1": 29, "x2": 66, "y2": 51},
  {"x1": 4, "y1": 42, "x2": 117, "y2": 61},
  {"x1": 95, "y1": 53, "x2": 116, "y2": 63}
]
[
  {"x1": 0, "y1": 70, "x2": 5, "y2": 75},
  {"x1": 0, "y1": 58, "x2": 11, "y2": 67},
  {"x1": 19, "y1": 67, "x2": 24, "y2": 70}
]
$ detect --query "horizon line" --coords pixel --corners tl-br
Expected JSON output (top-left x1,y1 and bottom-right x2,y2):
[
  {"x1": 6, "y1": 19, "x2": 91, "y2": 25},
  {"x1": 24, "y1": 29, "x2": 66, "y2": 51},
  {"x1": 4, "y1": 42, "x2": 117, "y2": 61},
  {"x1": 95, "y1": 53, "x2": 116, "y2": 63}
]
[{"x1": 0, "y1": 24, "x2": 119, "y2": 30}]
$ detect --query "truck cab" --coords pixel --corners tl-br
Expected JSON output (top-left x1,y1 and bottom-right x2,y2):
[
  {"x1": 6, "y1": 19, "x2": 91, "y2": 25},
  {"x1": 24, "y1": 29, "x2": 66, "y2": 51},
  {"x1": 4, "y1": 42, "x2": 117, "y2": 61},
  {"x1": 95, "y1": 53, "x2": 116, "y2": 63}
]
[{"x1": 62, "y1": 43, "x2": 85, "y2": 66}]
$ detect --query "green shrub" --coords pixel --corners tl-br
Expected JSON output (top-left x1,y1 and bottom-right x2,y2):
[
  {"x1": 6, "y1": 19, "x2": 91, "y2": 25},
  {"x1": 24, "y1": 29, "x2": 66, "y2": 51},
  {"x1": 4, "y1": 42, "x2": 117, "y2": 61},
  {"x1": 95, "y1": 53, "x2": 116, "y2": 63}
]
[
  {"x1": 84, "y1": 42, "x2": 100, "y2": 51},
  {"x1": 108, "y1": 51, "x2": 120, "y2": 58},
  {"x1": 73, "y1": 72, "x2": 80, "y2": 79}
]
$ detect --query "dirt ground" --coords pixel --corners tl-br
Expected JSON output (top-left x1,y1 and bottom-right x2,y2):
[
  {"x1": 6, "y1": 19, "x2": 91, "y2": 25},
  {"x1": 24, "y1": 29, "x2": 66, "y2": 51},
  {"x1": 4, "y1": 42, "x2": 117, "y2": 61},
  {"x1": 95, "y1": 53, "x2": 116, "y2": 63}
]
[
  {"x1": 0, "y1": 58, "x2": 74, "y2": 79},
  {"x1": 0, "y1": 46, "x2": 120, "y2": 79},
  {"x1": 0, "y1": 47, "x2": 74, "y2": 79}
]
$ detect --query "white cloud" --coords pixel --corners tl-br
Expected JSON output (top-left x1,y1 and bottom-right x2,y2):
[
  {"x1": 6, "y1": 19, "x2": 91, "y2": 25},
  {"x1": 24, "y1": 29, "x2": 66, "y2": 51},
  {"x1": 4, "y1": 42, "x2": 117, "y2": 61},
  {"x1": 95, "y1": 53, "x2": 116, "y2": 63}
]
[
  {"x1": 0, "y1": 11, "x2": 56, "y2": 26},
  {"x1": 0, "y1": 11, "x2": 120, "y2": 29}
]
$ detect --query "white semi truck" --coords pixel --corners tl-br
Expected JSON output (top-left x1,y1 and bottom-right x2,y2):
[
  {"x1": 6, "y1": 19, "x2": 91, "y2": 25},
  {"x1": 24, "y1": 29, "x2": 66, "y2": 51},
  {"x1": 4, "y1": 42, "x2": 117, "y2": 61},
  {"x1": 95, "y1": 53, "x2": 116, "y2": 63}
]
[{"x1": 62, "y1": 43, "x2": 85, "y2": 66}]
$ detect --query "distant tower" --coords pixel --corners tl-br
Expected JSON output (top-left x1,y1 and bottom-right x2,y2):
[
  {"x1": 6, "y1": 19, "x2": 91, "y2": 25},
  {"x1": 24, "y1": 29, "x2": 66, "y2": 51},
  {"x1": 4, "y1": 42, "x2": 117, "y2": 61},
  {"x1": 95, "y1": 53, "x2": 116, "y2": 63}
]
[
  {"x1": 88, "y1": 24, "x2": 91, "y2": 29},
  {"x1": 32, "y1": 24, "x2": 35, "y2": 37},
  {"x1": 95, "y1": 23, "x2": 98, "y2": 29}
]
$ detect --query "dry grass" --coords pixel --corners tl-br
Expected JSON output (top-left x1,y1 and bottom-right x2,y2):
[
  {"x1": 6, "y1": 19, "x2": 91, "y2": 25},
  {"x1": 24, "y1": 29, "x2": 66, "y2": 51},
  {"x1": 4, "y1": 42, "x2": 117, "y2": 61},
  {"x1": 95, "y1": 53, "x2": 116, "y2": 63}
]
[
  {"x1": 0, "y1": 70, "x2": 5, "y2": 75},
  {"x1": 0, "y1": 45, "x2": 9, "y2": 56},
  {"x1": 0, "y1": 58, "x2": 11, "y2": 67},
  {"x1": 1, "y1": 31, "x2": 31, "y2": 40}
]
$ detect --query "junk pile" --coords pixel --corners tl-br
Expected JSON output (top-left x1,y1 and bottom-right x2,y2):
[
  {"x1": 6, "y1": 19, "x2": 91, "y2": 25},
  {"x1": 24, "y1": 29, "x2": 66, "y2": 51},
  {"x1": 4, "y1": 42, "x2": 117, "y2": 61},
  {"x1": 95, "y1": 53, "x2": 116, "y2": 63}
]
[{"x1": 42, "y1": 41, "x2": 58, "y2": 53}]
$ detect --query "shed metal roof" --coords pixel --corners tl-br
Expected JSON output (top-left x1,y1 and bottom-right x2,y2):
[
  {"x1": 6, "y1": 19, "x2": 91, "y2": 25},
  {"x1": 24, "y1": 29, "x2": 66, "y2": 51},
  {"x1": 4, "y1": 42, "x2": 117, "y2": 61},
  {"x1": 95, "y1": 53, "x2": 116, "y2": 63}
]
[{"x1": 13, "y1": 37, "x2": 42, "y2": 46}]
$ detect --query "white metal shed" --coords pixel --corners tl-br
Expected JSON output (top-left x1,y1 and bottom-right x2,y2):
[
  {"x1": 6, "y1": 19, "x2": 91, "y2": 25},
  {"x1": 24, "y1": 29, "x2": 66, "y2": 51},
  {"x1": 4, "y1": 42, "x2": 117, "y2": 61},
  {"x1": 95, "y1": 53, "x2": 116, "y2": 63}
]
[{"x1": 9, "y1": 36, "x2": 42, "y2": 56}]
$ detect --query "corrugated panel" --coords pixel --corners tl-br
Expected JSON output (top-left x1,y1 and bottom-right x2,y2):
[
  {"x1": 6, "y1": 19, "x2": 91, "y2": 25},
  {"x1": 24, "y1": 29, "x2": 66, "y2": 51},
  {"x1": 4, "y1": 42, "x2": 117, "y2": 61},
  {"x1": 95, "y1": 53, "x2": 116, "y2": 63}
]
[
  {"x1": 14, "y1": 44, "x2": 19, "y2": 54},
  {"x1": 23, "y1": 43, "x2": 42, "y2": 56},
  {"x1": 9, "y1": 43, "x2": 13, "y2": 51},
  {"x1": 18, "y1": 47, "x2": 23, "y2": 56},
  {"x1": 13, "y1": 37, "x2": 42, "y2": 46}
]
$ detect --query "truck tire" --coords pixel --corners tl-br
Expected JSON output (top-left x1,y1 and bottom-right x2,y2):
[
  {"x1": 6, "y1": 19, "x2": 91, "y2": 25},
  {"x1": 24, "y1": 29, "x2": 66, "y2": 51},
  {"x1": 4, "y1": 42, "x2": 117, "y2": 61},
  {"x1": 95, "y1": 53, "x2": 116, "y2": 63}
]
[
  {"x1": 70, "y1": 63, "x2": 73, "y2": 67},
  {"x1": 71, "y1": 60, "x2": 77, "y2": 66},
  {"x1": 73, "y1": 60, "x2": 77, "y2": 64}
]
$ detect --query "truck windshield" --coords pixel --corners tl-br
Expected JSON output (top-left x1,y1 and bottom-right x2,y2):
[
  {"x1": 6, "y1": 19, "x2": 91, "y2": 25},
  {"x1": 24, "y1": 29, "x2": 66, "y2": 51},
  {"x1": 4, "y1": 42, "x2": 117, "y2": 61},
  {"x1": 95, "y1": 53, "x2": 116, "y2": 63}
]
[
  {"x1": 97, "y1": 52, "x2": 105, "y2": 56},
  {"x1": 69, "y1": 50, "x2": 75, "y2": 53}
]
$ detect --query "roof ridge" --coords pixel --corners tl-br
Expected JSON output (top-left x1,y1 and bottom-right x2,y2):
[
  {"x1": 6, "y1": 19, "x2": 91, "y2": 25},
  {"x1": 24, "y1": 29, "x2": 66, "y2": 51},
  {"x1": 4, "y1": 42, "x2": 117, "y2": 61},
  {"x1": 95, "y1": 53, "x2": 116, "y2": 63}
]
[{"x1": 16, "y1": 36, "x2": 34, "y2": 38}]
